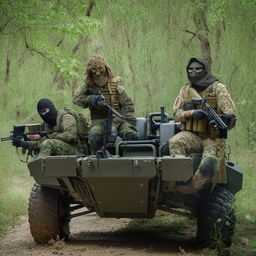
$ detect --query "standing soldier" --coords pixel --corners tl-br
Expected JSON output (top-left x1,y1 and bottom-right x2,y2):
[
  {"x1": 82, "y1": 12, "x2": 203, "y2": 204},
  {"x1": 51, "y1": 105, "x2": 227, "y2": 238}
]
[
  {"x1": 169, "y1": 58, "x2": 236, "y2": 194},
  {"x1": 13, "y1": 98, "x2": 88, "y2": 157},
  {"x1": 72, "y1": 54, "x2": 137, "y2": 153}
]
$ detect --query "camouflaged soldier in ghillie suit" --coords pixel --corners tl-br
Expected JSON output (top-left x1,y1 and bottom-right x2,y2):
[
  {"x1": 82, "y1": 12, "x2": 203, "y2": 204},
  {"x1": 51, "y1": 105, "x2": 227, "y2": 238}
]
[
  {"x1": 13, "y1": 98, "x2": 87, "y2": 157},
  {"x1": 72, "y1": 54, "x2": 138, "y2": 153},
  {"x1": 169, "y1": 58, "x2": 236, "y2": 194}
]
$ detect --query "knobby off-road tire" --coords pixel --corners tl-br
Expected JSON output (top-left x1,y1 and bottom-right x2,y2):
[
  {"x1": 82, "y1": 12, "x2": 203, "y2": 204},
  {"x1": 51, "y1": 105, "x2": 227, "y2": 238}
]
[
  {"x1": 197, "y1": 185, "x2": 236, "y2": 255},
  {"x1": 28, "y1": 184, "x2": 70, "y2": 243}
]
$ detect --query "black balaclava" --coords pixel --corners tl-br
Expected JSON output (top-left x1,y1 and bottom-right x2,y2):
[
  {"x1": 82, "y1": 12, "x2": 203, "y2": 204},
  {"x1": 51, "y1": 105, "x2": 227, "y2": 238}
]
[
  {"x1": 186, "y1": 58, "x2": 218, "y2": 91},
  {"x1": 37, "y1": 98, "x2": 58, "y2": 126}
]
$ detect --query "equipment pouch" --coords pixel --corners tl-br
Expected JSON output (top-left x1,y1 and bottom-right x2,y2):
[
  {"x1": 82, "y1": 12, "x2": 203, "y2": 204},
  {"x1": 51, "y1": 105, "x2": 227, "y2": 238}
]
[
  {"x1": 186, "y1": 119, "x2": 192, "y2": 131},
  {"x1": 192, "y1": 120, "x2": 198, "y2": 132},
  {"x1": 197, "y1": 119, "x2": 208, "y2": 133}
]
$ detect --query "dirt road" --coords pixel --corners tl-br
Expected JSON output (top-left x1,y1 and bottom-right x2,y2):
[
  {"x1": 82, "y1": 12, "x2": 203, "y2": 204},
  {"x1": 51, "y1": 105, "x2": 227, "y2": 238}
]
[{"x1": 0, "y1": 213, "x2": 203, "y2": 256}]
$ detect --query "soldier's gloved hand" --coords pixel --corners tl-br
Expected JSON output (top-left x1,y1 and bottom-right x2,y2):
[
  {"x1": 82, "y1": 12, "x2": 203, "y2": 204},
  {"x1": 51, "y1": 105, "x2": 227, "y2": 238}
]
[
  {"x1": 12, "y1": 138, "x2": 28, "y2": 149},
  {"x1": 193, "y1": 110, "x2": 207, "y2": 120},
  {"x1": 88, "y1": 95, "x2": 105, "y2": 108},
  {"x1": 220, "y1": 113, "x2": 236, "y2": 129},
  {"x1": 87, "y1": 95, "x2": 98, "y2": 107}
]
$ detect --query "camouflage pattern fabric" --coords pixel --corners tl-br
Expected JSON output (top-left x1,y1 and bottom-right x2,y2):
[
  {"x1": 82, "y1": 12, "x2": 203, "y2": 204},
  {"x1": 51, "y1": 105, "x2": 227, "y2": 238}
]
[
  {"x1": 169, "y1": 130, "x2": 226, "y2": 189},
  {"x1": 37, "y1": 139, "x2": 80, "y2": 157},
  {"x1": 173, "y1": 82, "x2": 235, "y2": 122},
  {"x1": 169, "y1": 80, "x2": 235, "y2": 190},
  {"x1": 73, "y1": 55, "x2": 137, "y2": 152},
  {"x1": 27, "y1": 110, "x2": 85, "y2": 156},
  {"x1": 88, "y1": 119, "x2": 137, "y2": 152},
  {"x1": 72, "y1": 78, "x2": 135, "y2": 122}
]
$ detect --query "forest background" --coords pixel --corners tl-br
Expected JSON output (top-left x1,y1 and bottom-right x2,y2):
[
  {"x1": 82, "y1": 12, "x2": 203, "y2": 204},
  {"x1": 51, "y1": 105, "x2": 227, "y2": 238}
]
[{"x1": 0, "y1": 0, "x2": 255, "y2": 255}]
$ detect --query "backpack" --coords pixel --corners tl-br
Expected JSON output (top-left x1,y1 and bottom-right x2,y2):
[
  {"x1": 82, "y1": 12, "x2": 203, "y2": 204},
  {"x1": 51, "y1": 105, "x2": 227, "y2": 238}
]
[{"x1": 60, "y1": 108, "x2": 89, "y2": 143}]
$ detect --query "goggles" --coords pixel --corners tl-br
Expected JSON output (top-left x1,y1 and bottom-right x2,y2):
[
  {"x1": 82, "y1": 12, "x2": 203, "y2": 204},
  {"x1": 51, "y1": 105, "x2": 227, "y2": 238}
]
[
  {"x1": 187, "y1": 67, "x2": 204, "y2": 73},
  {"x1": 90, "y1": 67, "x2": 105, "y2": 74}
]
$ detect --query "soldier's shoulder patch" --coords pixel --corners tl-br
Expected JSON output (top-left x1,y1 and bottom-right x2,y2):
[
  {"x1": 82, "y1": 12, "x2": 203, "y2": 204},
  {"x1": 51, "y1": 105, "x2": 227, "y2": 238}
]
[{"x1": 117, "y1": 85, "x2": 125, "y2": 94}]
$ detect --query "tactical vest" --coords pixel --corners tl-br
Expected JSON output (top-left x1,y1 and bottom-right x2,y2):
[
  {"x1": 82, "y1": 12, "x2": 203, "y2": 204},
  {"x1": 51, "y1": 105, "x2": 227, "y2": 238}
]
[
  {"x1": 181, "y1": 82, "x2": 227, "y2": 186},
  {"x1": 181, "y1": 81, "x2": 223, "y2": 139},
  {"x1": 89, "y1": 76, "x2": 121, "y2": 120}
]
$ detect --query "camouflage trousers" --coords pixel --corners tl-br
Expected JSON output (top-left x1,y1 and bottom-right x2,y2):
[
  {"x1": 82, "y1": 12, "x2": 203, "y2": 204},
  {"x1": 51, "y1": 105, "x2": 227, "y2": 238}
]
[
  {"x1": 37, "y1": 139, "x2": 81, "y2": 157},
  {"x1": 88, "y1": 119, "x2": 138, "y2": 152},
  {"x1": 169, "y1": 131, "x2": 226, "y2": 190}
]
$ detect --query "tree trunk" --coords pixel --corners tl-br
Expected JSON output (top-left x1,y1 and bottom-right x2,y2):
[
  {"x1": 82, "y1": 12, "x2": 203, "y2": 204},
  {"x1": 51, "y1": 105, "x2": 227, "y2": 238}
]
[
  {"x1": 186, "y1": 0, "x2": 212, "y2": 70},
  {"x1": 192, "y1": 0, "x2": 211, "y2": 70},
  {"x1": 4, "y1": 53, "x2": 10, "y2": 84}
]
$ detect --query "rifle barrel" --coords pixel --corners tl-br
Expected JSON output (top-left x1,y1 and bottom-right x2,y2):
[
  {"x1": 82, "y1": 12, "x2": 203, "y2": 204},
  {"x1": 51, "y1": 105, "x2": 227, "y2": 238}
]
[
  {"x1": 104, "y1": 102, "x2": 124, "y2": 119},
  {"x1": 0, "y1": 136, "x2": 13, "y2": 141}
]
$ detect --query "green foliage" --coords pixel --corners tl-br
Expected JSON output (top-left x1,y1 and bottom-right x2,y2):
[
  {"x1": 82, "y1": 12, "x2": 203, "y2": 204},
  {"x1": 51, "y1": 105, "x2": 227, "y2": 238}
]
[
  {"x1": 0, "y1": 0, "x2": 101, "y2": 84},
  {"x1": 245, "y1": 214, "x2": 256, "y2": 223},
  {"x1": 0, "y1": 2, "x2": 256, "y2": 254}
]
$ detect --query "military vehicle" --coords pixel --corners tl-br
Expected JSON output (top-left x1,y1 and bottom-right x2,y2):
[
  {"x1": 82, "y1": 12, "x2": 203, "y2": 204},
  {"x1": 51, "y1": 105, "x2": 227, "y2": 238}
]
[{"x1": 27, "y1": 107, "x2": 243, "y2": 254}]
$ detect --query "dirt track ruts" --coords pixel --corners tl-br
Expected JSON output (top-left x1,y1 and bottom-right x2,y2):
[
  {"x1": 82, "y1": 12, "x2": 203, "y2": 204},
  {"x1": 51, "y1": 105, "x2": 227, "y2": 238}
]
[{"x1": 0, "y1": 213, "x2": 202, "y2": 256}]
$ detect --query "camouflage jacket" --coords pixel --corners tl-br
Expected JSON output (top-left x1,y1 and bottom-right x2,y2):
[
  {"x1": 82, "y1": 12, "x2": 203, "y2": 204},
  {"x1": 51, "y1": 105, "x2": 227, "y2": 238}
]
[
  {"x1": 173, "y1": 82, "x2": 236, "y2": 122},
  {"x1": 27, "y1": 110, "x2": 79, "y2": 150},
  {"x1": 72, "y1": 76, "x2": 135, "y2": 125}
]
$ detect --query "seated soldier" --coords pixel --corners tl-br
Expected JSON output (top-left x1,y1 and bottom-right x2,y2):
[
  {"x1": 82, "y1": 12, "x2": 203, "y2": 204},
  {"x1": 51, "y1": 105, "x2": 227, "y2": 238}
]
[
  {"x1": 13, "y1": 98, "x2": 88, "y2": 157},
  {"x1": 72, "y1": 54, "x2": 138, "y2": 153},
  {"x1": 169, "y1": 57, "x2": 236, "y2": 194}
]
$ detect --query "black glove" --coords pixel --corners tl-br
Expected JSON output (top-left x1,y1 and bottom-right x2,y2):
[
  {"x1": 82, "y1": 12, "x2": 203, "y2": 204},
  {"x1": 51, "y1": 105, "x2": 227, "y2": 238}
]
[
  {"x1": 220, "y1": 113, "x2": 236, "y2": 129},
  {"x1": 12, "y1": 138, "x2": 28, "y2": 149},
  {"x1": 193, "y1": 109, "x2": 208, "y2": 120},
  {"x1": 89, "y1": 95, "x2": 105, "y2": 108}
]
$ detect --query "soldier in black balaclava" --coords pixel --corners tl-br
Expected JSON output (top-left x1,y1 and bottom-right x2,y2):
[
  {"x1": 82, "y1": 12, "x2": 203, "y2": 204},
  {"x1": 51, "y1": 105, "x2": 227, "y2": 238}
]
[
  {"x1": 186, "y1": 58, "x2": 218, "y2": 92},
  {"x1": 37, "y1": 98, "x2": 58, "y2": 126},
  {"x1": 167, "y1": 57, "x2": 236, "y2": 195},
  {"x1": 13, "y1": 98, "x2": 86, "y2": 157}
]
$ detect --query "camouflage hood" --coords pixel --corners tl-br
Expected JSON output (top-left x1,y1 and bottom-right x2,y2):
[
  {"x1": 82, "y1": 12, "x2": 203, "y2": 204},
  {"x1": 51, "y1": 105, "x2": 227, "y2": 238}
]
[
  {"x1": 186, "y1": 58, "x2": 218, "y2": 91},
  {"x1": 85, "y1": 54, "x2": 113, "y2": 86}
]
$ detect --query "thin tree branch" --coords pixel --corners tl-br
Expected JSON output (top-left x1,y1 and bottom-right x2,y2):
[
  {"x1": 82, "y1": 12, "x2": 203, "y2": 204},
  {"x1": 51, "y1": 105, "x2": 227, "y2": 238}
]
[{"x1": 183, "y1": 29, "x2": 199, "y2": 39}]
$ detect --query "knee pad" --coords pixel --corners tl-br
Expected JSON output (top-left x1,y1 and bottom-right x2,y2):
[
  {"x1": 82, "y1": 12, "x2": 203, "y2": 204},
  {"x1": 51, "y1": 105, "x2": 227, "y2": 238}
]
[{"x1": 199, "y1": 157, "x2": 219, "y2": 178}]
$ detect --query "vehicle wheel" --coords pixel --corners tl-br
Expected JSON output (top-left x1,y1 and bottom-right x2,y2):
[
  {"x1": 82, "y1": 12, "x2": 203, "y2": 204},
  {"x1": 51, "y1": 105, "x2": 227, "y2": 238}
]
[
  {"x1": 197, "y1": 185, "x2": 236, "y2": 255},
  {"x1": 28, "y1": 184, "x2": 70, "y2": 243}
]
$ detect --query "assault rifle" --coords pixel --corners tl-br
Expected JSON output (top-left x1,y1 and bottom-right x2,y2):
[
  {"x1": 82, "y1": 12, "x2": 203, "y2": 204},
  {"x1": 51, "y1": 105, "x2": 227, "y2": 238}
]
[
  {"x1": 191, "y1": 97, "x2": 228, "y2": 139},
  {"x1": 95, "y1": 94, "x2": 136, "y2": 126},
  {"x1": 95, "y1": 93, "x2": 127, "y2": 158},
  {"x1": 1, "y1": 124, "x2": 47, "y2": 143}
]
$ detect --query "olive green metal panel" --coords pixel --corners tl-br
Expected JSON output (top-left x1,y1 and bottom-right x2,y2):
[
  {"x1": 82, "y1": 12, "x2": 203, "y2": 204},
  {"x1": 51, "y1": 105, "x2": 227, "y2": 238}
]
[
  {"x1": 81, "y1": 157, "x2": 156, "y2": 177},
  {"x1": 44, "y1": 156, "x2": 78, "y2": 177},
  {"x1": 87, "y1": 177, "x2": 149, "y2": 214},
  {"x1": 161, "y1": 155, "x2": 193, "y2": 181},
  {"x1": 225, "y1": 161, "x2": 243, "y2": 194},
  {"x1": 80, "y1": 157, "x2": 157, "y2": 216},
  {"x1": 28, "y1": 158, "x2": 60, "y2": 187}
]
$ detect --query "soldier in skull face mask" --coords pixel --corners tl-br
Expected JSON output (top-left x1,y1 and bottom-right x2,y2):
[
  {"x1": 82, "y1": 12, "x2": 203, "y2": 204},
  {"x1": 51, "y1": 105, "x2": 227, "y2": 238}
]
[
  {"x1": 167, "y1": 58, "x2": 236, "y2": 194},
  {"x1": 13, "y1": 98, "x2": 86, "y2": 157},
  {"x1": 73, "y1": 54, "x2": 138, "y2": 153}
]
